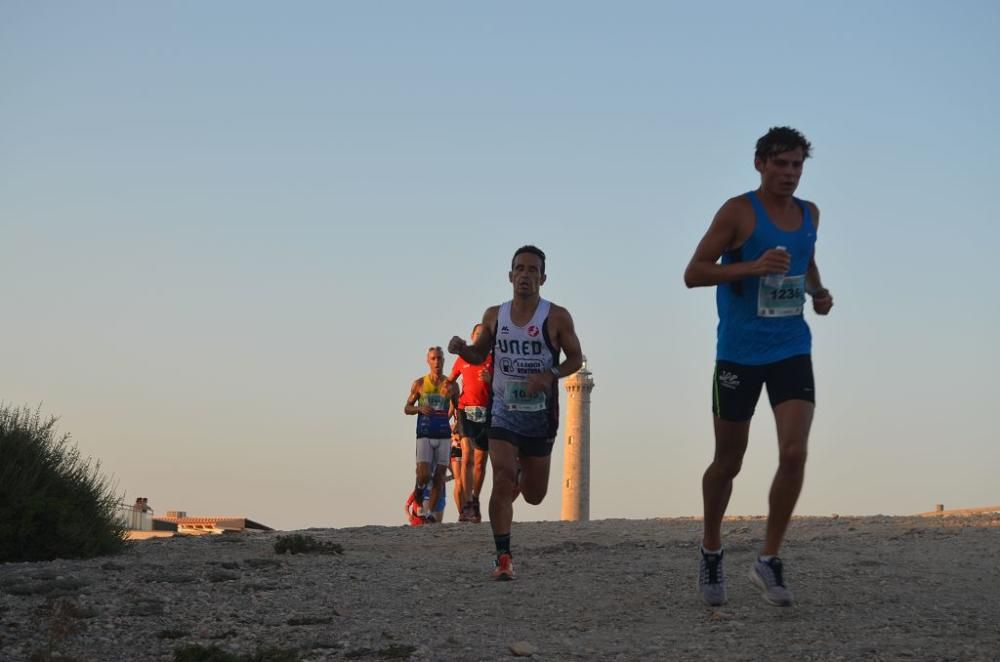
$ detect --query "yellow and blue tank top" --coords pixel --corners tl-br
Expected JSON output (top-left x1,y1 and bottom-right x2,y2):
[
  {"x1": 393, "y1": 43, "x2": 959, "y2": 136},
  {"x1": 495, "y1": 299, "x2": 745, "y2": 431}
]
[
  {"x1": 416, "y1": 375, "x2": 451, "y2": 439},
  {"x1": 716, "y1": 191, "x2": 816, "y2": 365}
]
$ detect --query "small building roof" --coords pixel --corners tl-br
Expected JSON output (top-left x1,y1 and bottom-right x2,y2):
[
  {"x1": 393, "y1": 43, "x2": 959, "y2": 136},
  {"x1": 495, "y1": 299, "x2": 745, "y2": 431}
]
[{"x1": 154, "y1": 515, "x2": 273, "y2": 531}]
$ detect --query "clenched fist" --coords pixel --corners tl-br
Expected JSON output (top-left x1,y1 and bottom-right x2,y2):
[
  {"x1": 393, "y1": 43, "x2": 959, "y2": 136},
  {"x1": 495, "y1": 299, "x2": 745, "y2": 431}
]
[
  {"x1": 447, "y1": 336, "x2": 466, "y2": 355},
  {"x1": 811, "y1": 288, "x2": 834, "y2": 315}
]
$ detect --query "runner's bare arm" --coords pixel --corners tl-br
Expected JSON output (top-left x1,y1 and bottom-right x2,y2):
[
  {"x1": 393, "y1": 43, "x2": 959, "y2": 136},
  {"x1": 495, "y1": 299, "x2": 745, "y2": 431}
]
[
  {"x1": 684, "y1": 197, "x2": 789, "y2": 287},
  {"x1": 448, "y1": 306, "x2": 498, "y2": 364},
  {"x1": 444, "y1": 360, "x2": 462, "y2": 387},
  {"x1": 448, "y1": 382, "x2": 460, "y2": 420},
  {"x1": 552, "y1": 306, "x2": 583, "y2": 378},
  {"x1": 804, "y1": 204, "x2": 833, "y2": 314},
  {"x1": 525, "y1": 306, "x2": 583, "y2": 395},
  {"x1": 404, "y1": 379, "x2": 430, "y2": 416}
]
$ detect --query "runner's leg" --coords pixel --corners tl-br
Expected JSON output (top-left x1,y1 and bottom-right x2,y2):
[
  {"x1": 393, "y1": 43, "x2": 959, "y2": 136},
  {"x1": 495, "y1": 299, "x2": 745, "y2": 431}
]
[
  {"x1": 518, "y1": 453, "x2": 551, "y2": 505},
  {"x1": 762, "y1": 400, "x2": 813, "y2": 555},
  {"x1": 702, "y1": 419, "x2": 750, "y2": 551},
  {"x1": 488, "y1": 438, "x2": 519, "y2": 540}
]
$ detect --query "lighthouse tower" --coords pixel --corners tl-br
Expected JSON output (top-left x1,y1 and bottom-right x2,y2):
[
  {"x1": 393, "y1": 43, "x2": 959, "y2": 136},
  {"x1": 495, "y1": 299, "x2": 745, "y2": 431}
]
[{"x1": 561, "y1": 357, "x2": 595, "y2": 521}]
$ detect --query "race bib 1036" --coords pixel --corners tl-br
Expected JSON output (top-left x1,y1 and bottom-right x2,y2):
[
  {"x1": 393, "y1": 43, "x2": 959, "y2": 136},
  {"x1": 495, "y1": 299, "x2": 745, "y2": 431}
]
[{"x1": 503, "y1": 381, "x2": 546, "y2": 412}]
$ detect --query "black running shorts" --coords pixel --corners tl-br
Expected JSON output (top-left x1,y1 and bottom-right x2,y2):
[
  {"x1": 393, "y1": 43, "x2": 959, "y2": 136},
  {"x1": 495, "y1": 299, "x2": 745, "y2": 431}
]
[
  {"x1": 459, "y1": 409, "x2": 490, "y2": 451},
  {"x1": 712, "y1": 354, "x2": 815, "y2": 422},
  {"x1": 488, "y1": 427, "x2": 555, "y2": 458}
]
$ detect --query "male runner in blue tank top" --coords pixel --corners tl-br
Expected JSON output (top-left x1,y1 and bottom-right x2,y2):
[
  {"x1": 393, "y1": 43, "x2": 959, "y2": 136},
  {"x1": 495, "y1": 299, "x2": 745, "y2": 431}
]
[
  {"x1": 684, "y1": 127, "x2": 834, "y2": 607},
  {"x1": 447, "y1": 245, "x2": 584, "y2": 580}
]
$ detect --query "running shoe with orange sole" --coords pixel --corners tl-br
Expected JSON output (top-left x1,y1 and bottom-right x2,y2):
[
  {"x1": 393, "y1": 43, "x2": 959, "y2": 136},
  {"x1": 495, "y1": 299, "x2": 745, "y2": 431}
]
[{"x1": 490, "y1": 553, "x2": 515, "y2": 581}]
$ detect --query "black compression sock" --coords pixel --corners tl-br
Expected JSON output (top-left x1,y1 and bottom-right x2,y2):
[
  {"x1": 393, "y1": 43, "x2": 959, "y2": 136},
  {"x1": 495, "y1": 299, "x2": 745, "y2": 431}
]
[{"x1": 494, "y1": 534, "x2": 511, "y2": 557}]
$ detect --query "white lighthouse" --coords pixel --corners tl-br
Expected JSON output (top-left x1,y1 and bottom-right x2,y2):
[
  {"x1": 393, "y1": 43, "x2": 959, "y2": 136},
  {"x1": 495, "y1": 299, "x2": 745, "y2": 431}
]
[{"x1": 561, "y1": 357, "x2": 595, "y2": 521}]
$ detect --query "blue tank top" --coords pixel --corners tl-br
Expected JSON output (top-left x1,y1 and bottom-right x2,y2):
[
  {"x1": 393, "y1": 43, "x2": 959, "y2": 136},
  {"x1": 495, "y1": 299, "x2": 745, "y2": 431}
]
[{"x1": 716, "y1": 191, "x2": 816, "y2": 365}]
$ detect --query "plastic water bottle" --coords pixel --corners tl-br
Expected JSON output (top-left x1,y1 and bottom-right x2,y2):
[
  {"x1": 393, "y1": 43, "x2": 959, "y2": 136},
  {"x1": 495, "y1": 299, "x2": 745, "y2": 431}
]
[{"x1": 763, "y1": 246, "x2": 788, "y2": 288}]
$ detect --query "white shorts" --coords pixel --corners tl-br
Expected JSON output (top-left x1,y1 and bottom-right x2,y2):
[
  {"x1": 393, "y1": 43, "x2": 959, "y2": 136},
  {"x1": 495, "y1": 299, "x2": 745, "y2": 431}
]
[{"x1": 416, "y1": 437, "x2": 451, "y2": 467}]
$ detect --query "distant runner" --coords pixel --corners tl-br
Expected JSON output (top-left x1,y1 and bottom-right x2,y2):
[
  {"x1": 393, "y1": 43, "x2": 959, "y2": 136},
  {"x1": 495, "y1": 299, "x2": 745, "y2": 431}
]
[
  {"x1": 448, "y1": 245, "x2": 584, "y2": 579},
  {"x1": 404, "y1": 346, "x2": 459, "y2": 523},
  {"x1": 447, "y1": 323, "x2": 494, "y2": 523}
]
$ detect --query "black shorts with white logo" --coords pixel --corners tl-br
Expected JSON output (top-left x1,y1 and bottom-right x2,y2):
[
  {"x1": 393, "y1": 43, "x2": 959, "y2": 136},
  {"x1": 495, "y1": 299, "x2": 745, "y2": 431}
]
[
  {"x1": 712, "y1": 354, "x2": 815, "y2": 422},
  {"x1": 488, "y1": 427, "x2": 555, "y2": 458}
]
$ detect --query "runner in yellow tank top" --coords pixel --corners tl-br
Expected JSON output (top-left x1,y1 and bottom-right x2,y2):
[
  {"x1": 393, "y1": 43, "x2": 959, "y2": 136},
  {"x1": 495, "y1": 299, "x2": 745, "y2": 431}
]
[{"x1": 404, "y1": 346, "x2": 458, "y2": 523}]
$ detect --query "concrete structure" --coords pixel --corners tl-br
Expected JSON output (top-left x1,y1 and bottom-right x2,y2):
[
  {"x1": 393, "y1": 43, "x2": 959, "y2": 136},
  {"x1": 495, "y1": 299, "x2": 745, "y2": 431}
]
[
  {"x1": 154, "y1": 514, "x2": 273, "y2": 536},
  {"x1": 561, "y1": 357, "x2": 595, "y2": 521},
  {"x1": 119, "y1": 501, "x2": 272, "y2": 540},
  {"x1": 918, "y1": 504, "x2": 1000, "y2": 517}
]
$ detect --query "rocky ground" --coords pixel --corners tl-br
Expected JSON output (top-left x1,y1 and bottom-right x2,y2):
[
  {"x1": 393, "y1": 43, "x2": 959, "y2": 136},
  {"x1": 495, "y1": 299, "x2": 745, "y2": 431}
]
[{"x1": 2, "y1": 515, "x2": 998, "y2": 661}]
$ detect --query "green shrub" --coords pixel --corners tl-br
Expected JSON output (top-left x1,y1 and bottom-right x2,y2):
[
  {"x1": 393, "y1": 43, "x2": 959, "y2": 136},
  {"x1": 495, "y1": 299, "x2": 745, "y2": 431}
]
[{"x1": 0, "y1": 404, "x2": 127, "y2": 562}]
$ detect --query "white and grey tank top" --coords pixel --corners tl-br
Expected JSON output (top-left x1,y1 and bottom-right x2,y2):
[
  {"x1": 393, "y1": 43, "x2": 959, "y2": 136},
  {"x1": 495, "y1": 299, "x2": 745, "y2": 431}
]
[{"x1": 490, "y1": 299, "x2": 560, "y2": 439}]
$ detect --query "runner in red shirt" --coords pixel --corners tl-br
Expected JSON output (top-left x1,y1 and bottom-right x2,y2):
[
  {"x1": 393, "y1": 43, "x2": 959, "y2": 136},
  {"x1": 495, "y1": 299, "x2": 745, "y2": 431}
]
[{"x1": 447, "y1": 323, "x2": 493, "y2": 523}]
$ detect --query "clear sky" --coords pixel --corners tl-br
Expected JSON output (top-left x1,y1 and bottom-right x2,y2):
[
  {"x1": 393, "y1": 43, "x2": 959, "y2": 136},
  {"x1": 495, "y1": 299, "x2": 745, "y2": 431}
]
[{"x1": 3, "y1": 2, "x2": 998, "y2": 530}]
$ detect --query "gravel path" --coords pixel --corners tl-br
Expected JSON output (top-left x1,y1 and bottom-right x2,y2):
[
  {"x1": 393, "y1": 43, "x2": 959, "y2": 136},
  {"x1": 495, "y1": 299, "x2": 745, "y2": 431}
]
[{"x1": 2, "y1": 515, "x2": 998, "y2": 661}]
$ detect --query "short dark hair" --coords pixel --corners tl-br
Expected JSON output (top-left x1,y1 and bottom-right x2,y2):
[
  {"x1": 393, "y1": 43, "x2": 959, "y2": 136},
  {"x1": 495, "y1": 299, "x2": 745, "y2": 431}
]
[
  {"x1": 755, "y1": 127, "x2": 812, "y2": 162},
  {"x1": 511, "y1": 245, "x2": 546, "y2": 275}
]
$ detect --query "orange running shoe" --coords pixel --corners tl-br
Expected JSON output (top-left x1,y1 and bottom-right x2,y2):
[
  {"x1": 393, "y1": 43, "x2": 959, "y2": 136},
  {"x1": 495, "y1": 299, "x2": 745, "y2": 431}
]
[
  {"x1": 405, "y1": 495, "x2": 424, "y2": 526},
  {"x1": 490, "y1": 553, "x2": 515, "y2": 581}
]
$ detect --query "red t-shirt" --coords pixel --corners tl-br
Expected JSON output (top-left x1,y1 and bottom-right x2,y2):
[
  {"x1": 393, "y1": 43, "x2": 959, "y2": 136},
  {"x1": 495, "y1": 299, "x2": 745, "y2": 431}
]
[{"x1": 449, "y1": 355, "x2": 493, "y2": 409}]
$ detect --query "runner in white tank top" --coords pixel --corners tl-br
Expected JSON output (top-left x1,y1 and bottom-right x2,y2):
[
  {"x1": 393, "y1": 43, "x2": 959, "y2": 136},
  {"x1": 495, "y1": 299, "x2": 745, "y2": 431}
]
[
  {"x1": 447, "y1": 245, "x2": 584, "y2": 580},
  {"x1": 490, "y1": 298, "x2": 559, "y2": 440}
]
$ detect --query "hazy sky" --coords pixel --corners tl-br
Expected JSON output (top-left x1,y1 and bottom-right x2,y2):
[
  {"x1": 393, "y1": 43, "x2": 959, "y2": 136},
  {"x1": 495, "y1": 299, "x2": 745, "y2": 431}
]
[{"x1": 3, "y1": 2, "x2": 998, "y2": 529}]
